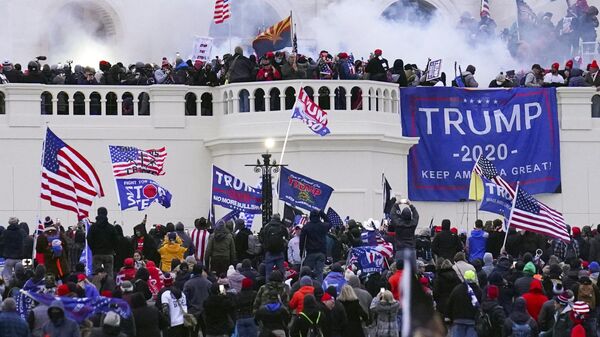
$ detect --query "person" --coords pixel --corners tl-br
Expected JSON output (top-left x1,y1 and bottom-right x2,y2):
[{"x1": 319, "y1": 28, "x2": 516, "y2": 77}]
[
  {"x1": 300, "y1": 210, "x2": 332, "y2": 283},
  {"x1": 432, "y1": 219, "x2": 463, "y2": 261},
  {"x1": 522, "y1": 279, "x2": 548, "y2": 321},
  {"x1": 225, "y1": 46, "x2": 255, "y2": 83},
  {"x1": 453, "y1": 252, "x2": 477, "y2": 284},
  {"x1": 290, "y1": 295, "x2": 327, "y2": 337},
  {"x1": 489, "y1": 73, "x2": 513, "y2": 87},
  {"x1": 190, "y1": 218, "x2": 211, "y2": 265},
  {"x1": 37, "y1": 220, "x2": 70, "y2": 280},
  {"x1": 89, "y1": 311, "x2": 127, "y2": 337},
  {"x1": 158, "y1": 232, "x2": 187, "y2": 273},
  {"x1": 131, "y1": 292, "x2": 162, "y2": 337},
  {"x1": 544, "y1": 63, "x2": 565, "y2": 86},
  {"x1": 462, "y1": 65, "x2": 479, "y2": 87},
  {"x1": 573, "y1": 275, "x2": 598, "y2": 332},
  {"x1": 337, "y1": 53, "x2": 358, "y2": 80},
  {"x1": 525, "y1": 64, "x2": 544, "y2": 87},
  {"x1": 131, "y1": 222, "x2": 159, "y2": 265},
  {"x1": 254, "y1": 270, "x2": 289, "y2": 313},
  {"x1": 116, "y1": 258, "x2": 137, "y2": 286},
  {"x1": 551, "y1": 291, "x2": 575, "y2": 337},
  {"x1": 467, "y1": 220, "x2": 488, "y2": 262},
  {"x1": 338, "y1": 285, "x2": 369, "y2": 337},
  {"x1": 346, "y1": 274, "x2": 373, "y2": 314},
  {"x1": 161, "y1": 279, "x2": 189, "y2": 337},
  {"x1": 585, "y1": 60, "x2": 600, "y2": 87},
  {"x1": 503, "y1": 297, "x2": 538, "y2": 337},
  {"x1": 288, "y1": 225, "x2": 303, "y2": 270},
  {"x1": 481, "y1": 285, "x2": 506, "y2": 337},
  {"x1": 0, "y1": 298, "x2": 29, "y2": 337},
  {"x1": 260, "y1": 214, "x2": 289, "y2": 281},
  {"x1": 2, "y1": 216, "x2": 24, "y2": 283},
  {"x1": 0, "y1": 64, "x2": 9, "y2": 84},
  {"x1": 233, "y1": 219, "x2": 253, "y2": 262},
  {"x1": 390, "y1": 200, "x2": 419, "y2": 258},
  {"x1": 236, "y1": 278, "x2": 258, "y2": 337},
  {"x1": 78, "y1": 273, "x2": 99, "y2": 298},
  {"x1": 256, "y1": 58, "x2": 282, "y2": 81},
  {"x1": 203, "y1": 283, "x2": 235, "y2": 337},
  {"x1": 370, "y1": 289, "x2": 399, "y2": 337},
  {"x1": 447, "y1": 270, "x2": 482, "y2": 337},
  {"x1": 183, "y1": 264, "x2": 211, "y2": 336},
  {"x1": 42, "y1": 300, "x2": 81, "y2": 337},
  {"x1": 486, "y1": 219, "x2": 506, "y2": 258},
  {"x1": 433, "y1": 258, "x2": 462, "y2": 319},
  {"x1": 255, "y1": 288, "x2": 291, "y2": 337},
  {"x1": 174, "y1": 222, "x2": 193, "y2": 253},
  {"x1": 88, "y1": 207, "x2": 118, "y2": 277},
  {"x1": 205, "y1": 224, "x2": 236, "y2": 276},
  {"x1": 514, "y1": 262, "x2": 537, "y2": 297},
  {"x1": 290, "y1": 276, "x2": 316, "y2": 314},
  {"x1": 133, "y1": 267, "x2": 152, "y2": 301},
  {"x1": 388, "y1": 259, "x2": 404, "y2": 301},
  {"x1": 571, "y1": 301, "x2": 591, "y2": 337},
  {"x1": 322, "y1": 263, "x2": 347, "y2": 295},
  {"x1": 365, "y1": 49, "x2": 389, "y2": 82}
]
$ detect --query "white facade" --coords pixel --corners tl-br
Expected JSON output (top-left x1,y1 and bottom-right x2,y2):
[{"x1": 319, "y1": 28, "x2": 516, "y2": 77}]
[{"x1": 0, "y1": 82, "x2": 599, "y2": 234}]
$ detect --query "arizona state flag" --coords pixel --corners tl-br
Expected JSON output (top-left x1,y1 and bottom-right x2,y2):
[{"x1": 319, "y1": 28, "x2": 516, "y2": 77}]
[{"x1": 253, "y1": 15, "x2": 292, "y2": 57}]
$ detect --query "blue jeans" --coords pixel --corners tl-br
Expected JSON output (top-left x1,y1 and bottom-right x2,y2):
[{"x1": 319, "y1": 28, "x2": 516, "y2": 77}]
[
  {"x1": 451, "y1": 321, "x2": 477, "y2": 337},
  {"x1": 265, "y1": 252, "x2": 285, "y2": 282},
  {"x1": 236, "y1": 317, "x2": 257, "y2": 337},
  {"x1": 304, "y1": 252, "x2": 326, "y2": 283}
]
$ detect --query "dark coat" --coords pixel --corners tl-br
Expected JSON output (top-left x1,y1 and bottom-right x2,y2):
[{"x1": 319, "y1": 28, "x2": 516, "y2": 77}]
[
  {"x1": 131, "y1": 224, "x2": 159, "y2": 264},
  {"x1": 503, "y1": 298, "x2": 538, "y2": 337},
  {"x1": 183, "y1": 274, "x2": 212, "y2": 315},
  {"x1": 390, "y1": 204, "x2": 419, "y2": 250},
  {"x1": 203, "y1": 294, "x2": 235, "y2": 335},
  {"x1": 227, "y1": 53, "x2": 256, "y2": 83},
  {"x1": 486, "y1": 231, "x2": 505, "y2": 258},
  {"x1": 433, "y1": 266, "x2": 462, "y2": 317},
  {"x1": 255, "y1": 302, "x2": 290, "y2": 335},
  {"x1": 432, "y1": 230, "x2": 462, "y2": 260},
  {"x1": 447, "y1": 282, "x2": 482, "y2": 321},
  {"x1": 290, "y1": 308, "x2": 328, "y2": 337},
  {"x1": 131, "y1": 294, "x2": 162, "y2": 337},
  {"x1": 339, "y1": 299, "x2": 369, "y2": 337},
  {"x1": 88, "y1": 215, "x2": 118, "y2": 255},
  {"x1": 300, "y1": 212, "x2": 332, "y2": 256},
  {"x1": 3, "y1": 223, "x2": 24, "y2": 259},
  {"x1": 481, "y1": 299, "x2": 506, "y2": 337},
  {"x1": 114, "y1": 226, "x2": 133, "y2": 272}
]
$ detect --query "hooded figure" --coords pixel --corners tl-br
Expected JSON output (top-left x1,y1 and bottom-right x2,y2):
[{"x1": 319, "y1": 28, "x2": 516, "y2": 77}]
[
  {"x1": 158, "y1": 232, "x2": 187, "y2": 273},
  {"x1": 482, "y1": 252, "x2": 494, "y2": 276},
  {"x1": 205, "y1": 225, "x2": 236, "y2": 276},
  {"x1": 88, "y1": 207, "x2": 118, "y2": 276},
  {"x1": 42, "y1": 300, "x2": 80, "y2": 337},
  {"x1": 433, "y1": 259, "x2": 462, "y2": 317},
  {"x1": 175, "y1": 222, "x2": 193, "y2": 251},
  {"x1": 522, "y1": 279, "x2": 548, "y2": 321},
  {"x1": 131, "y1": 223, "x2": 159, "y2": 264},
  {"x1": 113, "y1": 225, "x2": 133, "y2": 273},
  {"x1": 503, "y1": 297, "x2": 538, "y2": 336},
  {"x1": 390, "y1": 201, "x2": 419, "y2": 254}
]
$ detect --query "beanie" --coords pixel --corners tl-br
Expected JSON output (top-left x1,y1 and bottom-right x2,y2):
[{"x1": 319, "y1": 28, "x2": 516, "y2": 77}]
[
  {"x1": 589, "y1": 261, "x2": 600, "y2": 273},
  {"x1": 300, "y1": 275, "x2": 313, "y2": 286},
  {"x1": 464, "y1": 270, "x2": 477, "y2": 282},
  {"x1": 57, "y1": 284, "x2": 70, "y2": 296},
  {"x1": 487, "y1": 285, "x2": 499, "y2": 300},
  {"x1": 103, "y1": 311, "x2": 121, "y2": 327},
  {"x1": 8, "y1": 217, "x2": 19, "y2": 226},
  {"x1": 321, "y1": 293, "x2": 333, "y2": 302},
  {"x1": 523, "y1": 262, "x2": 536, "y2": 276}
]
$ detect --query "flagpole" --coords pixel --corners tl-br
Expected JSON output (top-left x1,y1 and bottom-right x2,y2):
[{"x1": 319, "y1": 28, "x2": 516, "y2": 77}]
[
  {"x1": 515, "y1": 0, "x2": 521, "y2": 41},
  {"x1": 34, "y1": 126, "x2": 49, "y2": 260},
  {"x1": 290, "y1": 11, "x2": 294, "y2": 52},
  {"x1": 475, "y1": 175, "x2": 479, "y2": 220},
  {"x1": 502, "y1": 181, "x2": 520, "y2": 253}
]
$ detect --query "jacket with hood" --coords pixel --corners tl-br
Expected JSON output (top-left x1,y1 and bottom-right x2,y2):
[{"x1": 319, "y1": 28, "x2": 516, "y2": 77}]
[
  {"x1": 42, "y1": 300, "x2": 80, "y2": 337},
  {"x1": 432, "y1": 229, "x2": 463, "y2": 261},
  {"x1": 370, "y1": 297, "x2": 400, "y2": 337},
  {"x1": 131, "y1": 293, "x2": 162, "y2": 337},
  {"x1": 205, "y1": 225, "x2": 236, "y2": 263},
  {"x1": 203, "y1": 290, "x2": 235, "y2": 336},
  {"x1": 3, "y1": 222, "x2": 24, "y2": 259},
  {"x1": 481, "y1": 298, "x2": 506, "y2": 337},
  {"x1": 289, "y1": 286, "x2": 315, "y2": 314},
  {"x1": 433, "y1": 260, "x2": 462, "y2": 317},
  {"x1": 131, "y1": 224, "x2": 159, "y2": 264},
  {"x1": 322, "y1": 271, "x2": 347, "y2": 295},
  {"x1": 88, "y1": 211, "x2": 118, "y2": 256},
  {"x1": 300, "y1": 210, "x2": 332, "y2": 256},
  {"x1": 522, "y1": 279, "x2": 548, "y2": 321},
  {"x1": 227, "y1": 52, "x2": 256, "y2": 83},
  {"x1": 390, "y1": 203, "x2": 419, "y2": 250},
  {"x1": 467, "y1": 229, "x2": 488, "y2": 262},
  {"x1": 133, "y1": 268, "x2": 152, "y2": 301},
  {"x1": 158, "y1": 240, "x2": 187, "y2": 272},
  {"x1": 514, "y1": 262, "x2": 537, "y2": 297},
  {"x1": 175, "y1": 222, "x2": 193, "y2": 251},
  {"x1": 254, "y1": 281, "x2": 289, "y2": 313},
  {"x1": 482, "y1": 253, "x2": 494, "y2": 276},
  {"x1": 537, "y1": 299, "x2": 556, "y2": 332},
  {"x1": 234, "y1": 220, "x2": 253, "y2": 260},
  {"x1": 183, "y1": 273, "x2": 212, "y2": 315},
  {"x1": 486, "y1": 230, "x2": 506, "y2": 258},
  {"x1": 447, "y1": 282, "x2": 482, "y2": 321},
  {"x1": 503, "y1": 297, "x2": 538, "y2": 337},
  {"x1": 347, "y1": 275, "x2": 373, "y2": 314},
  {"x1": 114, "y1": 225, "x2": 133, "y2": 272},
  {"x1": 255, "y1": 301, "x2": 290, "y2": 334}
]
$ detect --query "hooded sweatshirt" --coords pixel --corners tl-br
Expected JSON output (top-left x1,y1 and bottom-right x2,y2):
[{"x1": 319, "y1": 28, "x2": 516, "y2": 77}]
[
  {"x1": 503, "y1": 297, "x2": 538, "y2": 337},
  {"x1": 205, "y1": 226, "x2": 236, "y2": 261},
  {"x1": 522, "y1": 279, "x2": 548, "y2": 322},
  {"x1": 390, "y1": 203, "x2": 419, "y2": 250},
  {"x1": 322, "y1": 271, "x2": 347, "y2": 295},
  {"x1": 88, "y1": 214, "x2": 117, "y2": 255},
  {"x1": 467, "y1": 228, "x2": 488, "y2": 262},
  {"x1": 42, "y1": 300, "x2": 80, "y2": 337},
  {"x1": 158, "y1": 240, "x2": 187, "y2": 272},
  {"x1": 482, "y1": 252, "x2": 494, "y2": 276},
  {"x1": 514, "y1": 262, "x2": 536, "y2": 297}
]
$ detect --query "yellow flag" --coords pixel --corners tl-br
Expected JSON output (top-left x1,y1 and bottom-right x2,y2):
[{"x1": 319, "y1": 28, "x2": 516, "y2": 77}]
[{"x1": 469, "y1": 171, "x2": 484, "y2": 201}]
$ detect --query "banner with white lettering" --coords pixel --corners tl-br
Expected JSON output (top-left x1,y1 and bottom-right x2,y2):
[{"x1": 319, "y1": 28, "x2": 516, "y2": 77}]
[
  {"x1": 278, "y1": 167, "x2": 334, "y2": 212},
  {"x1": 212, "y1": 165, "x2": 262, "y2": 214},
  {"x1": 480, "y1": 177, "x2": 513, "y2": 218},
  {"x1": 116, "y1": 178, "x2": 172, "y2": 211},
  {"x1": 401, "y1": 87, "x2": 561, "y2": 201},
  {"x1": 191, "y1": 36, "x2": 213, "y2": 62}
]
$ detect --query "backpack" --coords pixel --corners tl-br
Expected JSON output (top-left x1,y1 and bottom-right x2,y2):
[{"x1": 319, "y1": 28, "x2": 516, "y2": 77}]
[
  {"x1": 300, "y1": 311, "x2": 324, "y2": 337},
  {"x1": 578, "y1": 283, "x2": 597, "y2": 308},
  {"x1": 565, "y1": 242, "x2": 578, "y2": 261},
  {"x1": 511, "y1": 319, "x2": 532, "y2": 337},
  {"x1": 246, "y1": 234, "x2": 262, "y2": 256},
  {"x1": 263, "y1": 224, "x2": 287, "y2": 253},
  {"x1": 475, "y1": 310, "x2": 493, "y2": 337}
]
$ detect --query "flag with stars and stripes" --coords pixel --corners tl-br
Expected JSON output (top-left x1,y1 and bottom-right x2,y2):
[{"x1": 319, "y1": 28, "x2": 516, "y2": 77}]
[
  {"x1": 41, "y1": 128, "x2": 104, "y2": 221},
  {"x1": 508, "y1": 184, "x2": 569, "y2": 242},
  {"x1": 516, "y1": 0, "x2": 537, "y2": 25},
  {"x1": 473, "y1": 155, "x2": 516, "y2": 198},
  {"x1": 326, "y1": 207, "x2": 344, "y2": 227},
  {"x1": 213, "y1": 0, "x2": 231, "y2": 24},
  {"x1": 109, "y1": 145, "x2": 167, "y2": 177},
  {"x1": 20, "y1": 290, "x2": 131, "y2": 323},
  {"x1": 360, "y1": 230, "x2": 394, "y2": 259},
  {"x1": 481, "y1": 0, "x2": 490, "y2": 17}
]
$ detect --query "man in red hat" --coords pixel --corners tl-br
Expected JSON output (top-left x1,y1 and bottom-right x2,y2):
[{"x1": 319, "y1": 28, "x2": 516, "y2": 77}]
[
  {"x1": 543, "y1": 62, "x2": 566, "y2": 86},
  {"x1": 337, "y1": 52, "x2": 357, "y2": 80},
  {"x1": 365, "y1": 48, "x2": 389, "y2": 82},
  {"x1": 585, "y1": 60, "x2": 600, "y2": 87}
]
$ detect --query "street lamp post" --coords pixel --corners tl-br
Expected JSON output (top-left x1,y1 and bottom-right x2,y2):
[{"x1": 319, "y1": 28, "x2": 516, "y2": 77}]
[{"x1": 246, "y1": 139, "x2": 286, "y2": 227}]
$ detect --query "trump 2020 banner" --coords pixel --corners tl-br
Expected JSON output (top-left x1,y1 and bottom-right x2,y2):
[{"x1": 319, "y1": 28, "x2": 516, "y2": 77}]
[
  {"x1": 116, "y1": 178, "x2": 172, "y2": 210},
  {"x1": 212, "y1": 165, "x2": 262, "y2": 214},
  {"x1": 401, "y1": 87, "x2": 561, "y2": 201},
  {"x1": 279, "y1": 167, "x2": 334, "y2": 212}
]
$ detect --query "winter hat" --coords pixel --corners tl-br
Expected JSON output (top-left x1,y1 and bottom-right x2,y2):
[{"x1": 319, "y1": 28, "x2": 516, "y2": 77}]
[
  {"x1": 566, "y1": 60, "x2": 574, "y2": 68},
  {"x1": 337, "y1": 52, "x2": 348, "y2": 59},
  {"x1": 101, "y1": 290, "x2": 113, "y2": 298},
  {"x1": 8, "y1": 217, "x2": 19, "y2": 226},
  {"x1": 56, "y1": 284, "x2": 70, "y2": 296},
  {"x1": 523, "y1": 262, "x2": 536, "y2": 276},
  {"x1": 185, "y1": 255, "x2": 196, "y2": 266},
  {"x1": 573, "y1": 301, "x2": 590, "y2": 314},
  {"x1": 163, "y1": 273, "x2": 174, "y2": 287},
  {"x1": 77, "y1": 274, "x2": 86, "y2": 282},
  {"x1": 579, "y1": 270, "x2": 591, "y2": 280},
  {"x1": 300, "y1": 275, "x2": 313, "y2": 286},
  {"x1": 495, "y1": 73, "x2": 506, "y2": 85},
  {"x1": 104, "y1": 311, "x2": 121, "y2": 327},
  {"x1": 168, "y1": 232, "x2": 177, "y2": 241},
  {"x1": 321, "y1": 292, "x2": 333, "y2": 302},
  {"x1": 487, "y1": 285, "x2": 499, "y2": 300},
  {"x1": 551, "y1": 62, "x2": 560, "y2": 69},
  {"x1": 464, "y1": 270, "x2": 477, "y2": 282},
  {"x1": 557, "y1": 290, "x2": 574, "y2": 305},
  {"x1": 589, "y1": 261, "x2": 600, "y2": 273},
  {"x1": 241, "y1": 278, "x2": 253, "y2": 290},
  {"x1": 97, "y1": 207, "x2": 108, "y2": 217},
  {"x1": 124, "y1": 258, "x2": 134, "y2": 268},
  {"x1": 591, "y1": 60, "x2": 599, "y2": 69},
  {"x1": 451, "y1": 228, "x2": 458, "y2": 234},
  {"x1": 374, "y1": 49, "x2": 383, "y2": 56},
  {"x1": 269, "y1": 270, "x2": 284, "y2": 283},
  {"x1": 572, "y1": 226, "x2": 581, "y2": 237},
  {"x1": 120, "y1": 281, "x2": 134, "y2": 292}
]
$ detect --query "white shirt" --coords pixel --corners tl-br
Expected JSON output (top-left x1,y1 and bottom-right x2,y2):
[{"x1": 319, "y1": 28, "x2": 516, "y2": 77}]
[
  {"x1": 161, "y1": 290, "x2": 187, "y2": 327},
  {"x1": 287, "y1": 236, "x2": 301, "y2": 265},
  {"x1": 543, "y1": 72, "x2": 565, "y2": 84}
]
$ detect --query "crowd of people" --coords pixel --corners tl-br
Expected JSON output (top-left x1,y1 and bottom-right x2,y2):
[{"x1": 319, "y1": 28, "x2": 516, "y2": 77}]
[{"x1": 0, "y1": 201, "x2": 598, "y2": 337}]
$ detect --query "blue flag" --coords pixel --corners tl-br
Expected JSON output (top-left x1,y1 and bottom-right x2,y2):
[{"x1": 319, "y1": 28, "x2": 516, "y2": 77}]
[
  {"x1": 278, "y1": 167, "x2": 334, "y2": 212},
  {"x1": 79, "y1": 219, "x2": 93, "y2": 276},
  {"x1": 401, "y1": 87, "x2": 561, "y2": 201},
  {"x1": 479, "y1": 177, "x2": 513, "y2": 219},
  {"x1": 20, "y1": 291, "x2": 131, "y2": 323},
  {"x1": 16, "y1": 279, "x2": 46, "y2": 319},
  {"x1": 347, "y1": 247, "x2": 385, "y2": 274},
  {"x1": 212, "y1": 166, "x2": 262, "y2": 214},
  {"x1": 326, "y1": 208, "x2": 344, "y2": 227},
  {"x1": 116, "y1": 178, "x2": 172, "y2": 211}
]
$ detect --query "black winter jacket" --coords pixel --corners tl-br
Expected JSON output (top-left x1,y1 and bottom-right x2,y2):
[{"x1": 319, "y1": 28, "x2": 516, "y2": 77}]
[
  {"x1": 300, "y1": 211, "x2": 332, "y2": 256},
  {"x1": 432, "y1": 230, "x2": 462, "y2": 260},
  {"x1": 3, "y1": 223, "x2": 24, "y2": 259},
  {"x1": 391, "y1": 203, "x2": 419, "y2": 250},
  {"x1": 447, "y1": 282, "x2": 482, "y2": 321},
  {"x1": 88, "y1": 216, "x2": 118, "y2": 255}
]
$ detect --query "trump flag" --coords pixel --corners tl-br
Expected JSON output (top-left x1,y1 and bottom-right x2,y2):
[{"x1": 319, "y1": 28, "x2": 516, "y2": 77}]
[
  {"x1": 291, "y1": 88, "x2": 331, "y2": 136},
  {"x1": 116, "y1": 178, "x2": 172, "y2": 211},
  {"x1": 278, "y1": 167, "x2": 334, "y2": 212}
]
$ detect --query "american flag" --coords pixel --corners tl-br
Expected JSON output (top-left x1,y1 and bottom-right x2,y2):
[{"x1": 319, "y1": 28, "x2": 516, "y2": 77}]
[
  {"x1": 41, "y1": 128, "x2": 104, "y2": 220},
  {"x1": 213, "y1": 0, "x2": 231, "y2": 24},
  {"x1": 361, "y1": 230, "x2": 394, "y2": 259},
  {"x1": 516, "y1": 0, "x2": 537, "y2": 25},
  {"x1": 326, "y1": 207, "x2": 344, "y2": 227},
  {"x1": 509, "y1": 185, "x2": 570, "y2": 242},
  {"x1": 481, "y1": 0, "x2": 490, "y2": 17},
  {"x1": 473, "y1": 155, "x2": 515, "y2": 198},
  {"x1": 109, "y1": 145, "x2": 167, "y2": 177}
]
